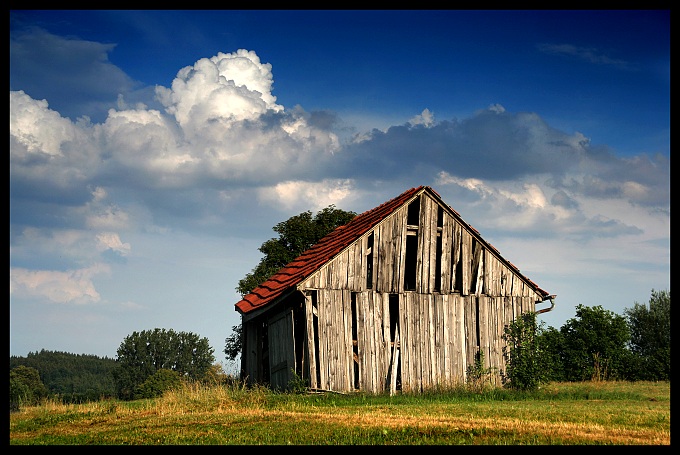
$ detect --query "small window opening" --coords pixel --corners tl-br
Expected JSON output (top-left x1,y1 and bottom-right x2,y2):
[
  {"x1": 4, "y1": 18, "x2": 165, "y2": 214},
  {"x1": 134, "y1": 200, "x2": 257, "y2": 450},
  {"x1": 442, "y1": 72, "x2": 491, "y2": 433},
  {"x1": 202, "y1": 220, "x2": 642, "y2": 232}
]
[
  {"x1": 407, "y1": 196, "x2": 421, "y2": 226},
  {"x1": 366, "y1": 232, "x2": 374, "y2": 289},
  {"x1": 404, "y1": 235, "x2": 417, "y2": 291}
]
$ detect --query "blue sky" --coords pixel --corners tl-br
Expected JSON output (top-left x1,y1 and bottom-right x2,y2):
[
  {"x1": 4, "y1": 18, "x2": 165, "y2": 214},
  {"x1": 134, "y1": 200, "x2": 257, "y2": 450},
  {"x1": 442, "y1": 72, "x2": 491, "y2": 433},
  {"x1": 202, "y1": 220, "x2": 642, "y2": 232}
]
[{"x1": 9, "y1": 10, "x2": 670, "y2": 370}]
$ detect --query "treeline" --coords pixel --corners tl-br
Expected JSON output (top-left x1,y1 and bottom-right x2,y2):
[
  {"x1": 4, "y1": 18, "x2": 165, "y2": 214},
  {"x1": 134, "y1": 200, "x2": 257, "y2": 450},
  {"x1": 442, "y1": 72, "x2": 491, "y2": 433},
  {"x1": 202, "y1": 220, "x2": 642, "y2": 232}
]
[
  {"x1": 10, "y1": 328, "x2": 227, "y2": 412},
  {"x1": 10, "y1": 350, "x2": 118, "y2": 404}
]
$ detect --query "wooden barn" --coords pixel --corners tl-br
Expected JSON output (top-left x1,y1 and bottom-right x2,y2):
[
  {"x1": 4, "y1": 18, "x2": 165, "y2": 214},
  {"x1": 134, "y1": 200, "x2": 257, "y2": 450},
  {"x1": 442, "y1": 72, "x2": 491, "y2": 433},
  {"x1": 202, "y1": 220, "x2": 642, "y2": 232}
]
[{"x1": 234, "y1": 185, "x2": 555, "y2": 394}]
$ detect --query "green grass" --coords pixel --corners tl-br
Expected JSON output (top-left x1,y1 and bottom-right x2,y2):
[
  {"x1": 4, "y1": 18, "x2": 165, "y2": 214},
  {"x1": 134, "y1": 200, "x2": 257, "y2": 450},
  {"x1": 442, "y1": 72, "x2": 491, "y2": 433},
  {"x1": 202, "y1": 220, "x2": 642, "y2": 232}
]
[{"x1": 9, "y1": 380, "x2": 670, "y2": 445}]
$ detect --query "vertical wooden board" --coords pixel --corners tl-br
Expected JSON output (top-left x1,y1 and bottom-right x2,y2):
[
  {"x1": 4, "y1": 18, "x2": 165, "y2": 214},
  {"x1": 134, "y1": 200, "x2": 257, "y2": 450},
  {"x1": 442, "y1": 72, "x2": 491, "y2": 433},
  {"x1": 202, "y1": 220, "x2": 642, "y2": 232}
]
[
  {"x1": 453, "y1": 294, "x2": 466, "y2": 384},
  {"x1": 450, "y1": 223, "x2": 460, "y2": 292},
  {"x1": 304, "y1": 293, "x2": 317, "y2": 389},
  {"x1": 322, "y1": 289, "x2": 332, "y2": 391},
  {"x1": 357, "y1": 236, "x2": 366, "y2": 292},
  {"x1": 471, "y1": 242, "x2": 483, "y2": 295},
  {"x1": 374, "y1": 225, "x2": 385, "y2": 292},
  {"x1": 500, "y1": 296, "x2": 512, "y2": 380},
  {"x1": 371, "y1": 293, "x2": 381, "y2": 391},
  {"x1": 483, "y1": 249, "x2": 490, "y2": 295},
  {"x1": 399, "y1": 293, "x2": 412, "y2": 392},
  {"x1": 464, "y1": 296, "x2": 477, "y2": 369},
  {"x1": 381, "y1": 292, "x2": 391, "y2": 375},
  {"x1": 356, "y1": 292, "x2": 367, "y2": 391},
  {"x1": 410, "y1": 293, "x2": 420, "y2": 391},
  {"x1": 378, "y1": 293, "x2": 390, "y2": 391},
  {"x1": 343, "y1": 290, "x2": 353, "y2": 392},
  {"x1": 325, "y1": 289, "x2": 338, "y2": 390},
  {"x1": 427, "y1": 294, "x2": 437, "y2": 387},
  {"x1": 318, "y1": 266, "x2": 327, "y2": 290},
  {"x1": 405, "y1": 293, "x2": 415, "y2": 392},
  {"x1": 426, "y1": 198, "x2": 438, "y2": 293},
  {"x1": 376, "y1": 221, "x2": 389, "y2": 292},
  {"x1": 428, "y1": 294, "x2": 443, "y2": 385},
  {"x1": 510, "y1": 274, "x2": 519, "y2": 297},
  {"x1": 461, "y1": 230, "x2": 470, "y2": 296},
  {"x1": 397, "y1": 206, "x2": 408, "y2": 293},
  {"x1": 441, "y1": 294, "x2": 451, "y2": 385},
  {"x1": 364, "y1": 292, "x2": 375, "y2": 391},
  {"x1": 331, "y1": 254, "x2": 347, "y2": 289},
  {"x1": 433, "y1": 294, "x2": 444, "y2": 386},
  {"x1": 324, "y1": 289, "x2": 337, "y2": 390},
  {"x1": 513, "y1": 296, "x2": 521, "y2": 321},
  {"x1": 440, "y1": 213, "x2": 453, "y2": 293},
  {"x1": 415, "y1": 226, "x2": 425, "y2": 294},
  {"x1": 486, "y1": 296, "x2": 495, "y2": 382},
  {"x1": 388, "y1": 214, "x2": 399, "y2": 292},
  {"x1": 346, "y1": 244, "x2": 355, "y2": 290},
  {"x1": 414, "y1": 293, "x2": 425, "y2": 392},
  {"x1": 476, "y1": 295, "x2": 487, "y2": 369},
  {"x1": 448, "y1": 294, "x2": 458, "y2": 384},
  {"x1": 337, "y1": 254, "x2": 345, "y2": 289},
  {"x1": 355, "y1": 242, "x2": 364, "y2": 290},
  {"x1": 490, "y1": 253, "x2": 498, "y2": 295},
  {"x1": 324, "y1": 263, "x2": 333, "y2": 290},
  {"x1": 397, "y1": 293, "x2": 408, "y2": 392},
  {"x1": 426, "y1": 197, "x2": 437, "y2": 293},
  {"x1": 421, "y1": 295, "x2": 432, "y2": 389},
  {"x1": 243, "y1": 320, "x2": 258, "y2": 386},
  {"x1": 334, "y1": 290, "x2": 344, "y2": 391},
  {"x1": 316, "y1": 290, "x2": 327, "y2": 388},
  {"x1": 374, "y1": 227, "x2": 382, "y2": 292},
  {"x1": 490, "y1": 297, "x2": 501, "y2": 385},
  {"x1": 500, "y1": 265, "x2": 507, "y2": 297}
]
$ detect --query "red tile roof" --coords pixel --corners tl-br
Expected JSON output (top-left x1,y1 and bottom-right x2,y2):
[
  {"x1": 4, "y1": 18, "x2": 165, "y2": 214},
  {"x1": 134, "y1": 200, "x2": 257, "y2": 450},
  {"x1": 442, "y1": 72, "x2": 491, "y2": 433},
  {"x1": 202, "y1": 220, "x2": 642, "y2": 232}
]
[{"x1": 235, "y1": 186, "x2": 550, "y2": 315}]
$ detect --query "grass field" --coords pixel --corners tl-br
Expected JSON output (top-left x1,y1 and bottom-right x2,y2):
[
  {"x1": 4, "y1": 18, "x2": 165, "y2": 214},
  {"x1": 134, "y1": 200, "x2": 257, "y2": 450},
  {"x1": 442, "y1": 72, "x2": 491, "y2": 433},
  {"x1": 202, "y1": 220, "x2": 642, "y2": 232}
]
[{"x1": 9, "y1": 380, "x2": 670, "y2": 445}]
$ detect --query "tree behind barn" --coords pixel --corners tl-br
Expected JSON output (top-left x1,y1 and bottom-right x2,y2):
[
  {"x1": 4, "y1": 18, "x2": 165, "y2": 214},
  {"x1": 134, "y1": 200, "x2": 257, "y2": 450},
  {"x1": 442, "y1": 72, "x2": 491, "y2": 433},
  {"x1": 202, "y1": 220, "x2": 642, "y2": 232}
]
[{"x1": 225, "y1": 205, "x2": 357, "y2": 362}]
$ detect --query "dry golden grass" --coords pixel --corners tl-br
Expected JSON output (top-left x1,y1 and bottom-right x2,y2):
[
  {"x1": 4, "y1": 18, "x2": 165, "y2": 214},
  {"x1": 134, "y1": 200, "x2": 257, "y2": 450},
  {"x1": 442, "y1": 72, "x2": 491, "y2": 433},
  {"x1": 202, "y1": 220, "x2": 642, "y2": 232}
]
[{"x1": 10, "y1": 380, "x2": 670, "y2": 445}]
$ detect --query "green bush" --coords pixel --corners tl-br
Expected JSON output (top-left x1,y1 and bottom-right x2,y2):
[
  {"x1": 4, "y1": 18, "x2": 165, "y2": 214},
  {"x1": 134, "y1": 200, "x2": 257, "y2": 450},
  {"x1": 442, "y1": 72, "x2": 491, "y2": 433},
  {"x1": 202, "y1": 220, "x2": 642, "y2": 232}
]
[{"x1": 134, "y1": 369, "x2": 183, "y2": 399}]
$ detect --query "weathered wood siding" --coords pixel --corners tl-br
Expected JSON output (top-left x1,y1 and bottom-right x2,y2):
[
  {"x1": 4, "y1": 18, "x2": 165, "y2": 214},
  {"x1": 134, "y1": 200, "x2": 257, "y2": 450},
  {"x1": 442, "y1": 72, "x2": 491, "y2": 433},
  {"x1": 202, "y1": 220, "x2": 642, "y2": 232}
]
[
  {"x1": 267, "y1": 309, "x2": 295, "y2": 390},
  {"x1": 297, "y1": 193, "x2": 544, "y2": 393}
]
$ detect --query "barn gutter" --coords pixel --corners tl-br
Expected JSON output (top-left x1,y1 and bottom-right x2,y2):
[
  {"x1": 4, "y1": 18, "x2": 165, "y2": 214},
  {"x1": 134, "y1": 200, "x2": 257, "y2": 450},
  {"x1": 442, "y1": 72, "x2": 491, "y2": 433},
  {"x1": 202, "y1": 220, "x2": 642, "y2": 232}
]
[{"x1": 536, "y1": 294, "x2": 556, "y2": 315}]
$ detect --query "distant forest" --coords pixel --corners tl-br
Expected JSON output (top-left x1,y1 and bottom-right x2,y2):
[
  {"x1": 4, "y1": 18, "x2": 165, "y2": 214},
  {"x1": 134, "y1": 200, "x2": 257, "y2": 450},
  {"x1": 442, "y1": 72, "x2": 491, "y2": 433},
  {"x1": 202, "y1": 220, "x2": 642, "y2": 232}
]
[{"x1": 10, "y1": 350, "x2": 117, "y2": 403}]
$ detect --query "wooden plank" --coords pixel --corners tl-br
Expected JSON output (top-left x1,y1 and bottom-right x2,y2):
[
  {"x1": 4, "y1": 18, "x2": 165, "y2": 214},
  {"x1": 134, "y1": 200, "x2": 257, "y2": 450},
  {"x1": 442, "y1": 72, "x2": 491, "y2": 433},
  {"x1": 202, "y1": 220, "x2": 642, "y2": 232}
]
[
  {"x1": 464, "y1": 295, "x2": 477, "y2": 371},
  {"x1": 441, "y1": 293, "x2": 451, "y2": 386},
  {"x1": 304, "y1": 292, "x2": 317, "y2": 389},
  {"x1": 396, "y1": 207, "x2": 408, "y2": 293},
  {"x1": 389, "y1": 324, "x2": 400, "y2": 396},
  {"x1": 343, "y1": 289, "x2": 353, "y2": 392},
  {"x1": 399, "y1": 293, "x2": 411, "y2": 392},
  {"x1": 440, "y1": 213, "x2": 453, "y2": 293},
  {"x1": 453, "y1": 294, "x2": 465, "y2": 384},
  {"x1": 461, "y1": 230, "x2": 470, "y2": 296},
  {"x1": 470, "y1": 241, "x2": 483, "y2": 295},
  {"x1": 478, "y1": 295, "x2": 489, "y2": 372},
  {"x1": 424, "y1": 197, "x2": 437, "y2": 292}
]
